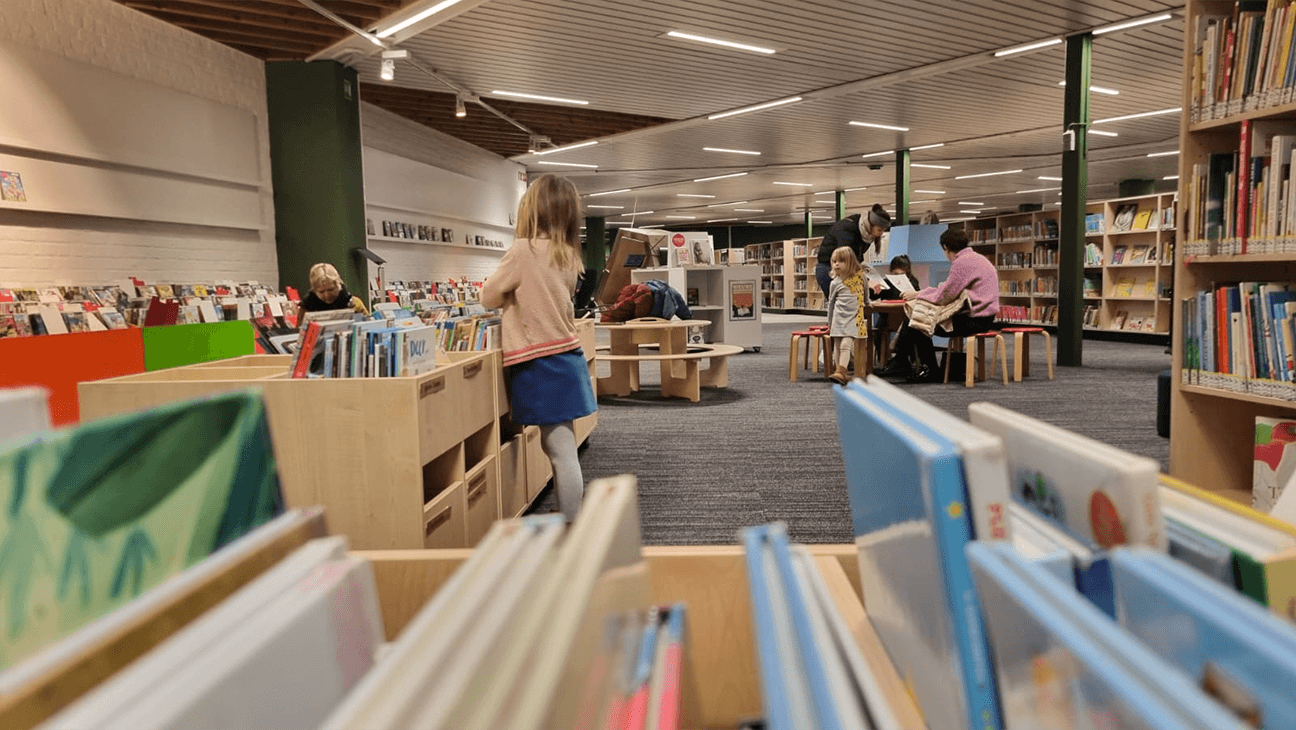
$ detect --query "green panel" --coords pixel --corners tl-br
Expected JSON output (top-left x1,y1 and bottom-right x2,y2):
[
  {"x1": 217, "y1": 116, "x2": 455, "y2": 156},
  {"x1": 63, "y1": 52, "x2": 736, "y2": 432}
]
[
  {"x1": 265, "y1": 61, "x2": 367, "y2": 302},
  {"x1": 894, "y1": 149, "x2": 911, "y2": 224},
  {"x1": 1118, "y1": 179, "x2": 1156, "y2": 197},
  {"x1": 1232, "y1": 550, "x2": 1269, "y2": 607},
  {"x1": 142, "y1": 321, "x2": 256, "y2": 371},
  {"x1": 1059, "y1": 33, "x2": 1093, "y2": 367}
]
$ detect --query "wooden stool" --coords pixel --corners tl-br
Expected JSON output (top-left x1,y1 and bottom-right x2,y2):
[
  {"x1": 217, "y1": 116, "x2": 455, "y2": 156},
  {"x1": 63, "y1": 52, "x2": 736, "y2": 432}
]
[
  {"x1": 944, "y1": 331, "x2": 1008, "y2": 388},
  {"x1": 789, "y1": 326, "x2": 831, "y2": 381},
  {"x1": 998, "y1": 327, "x2": 1055, "y2": 381},
  {"x1": 827, "y1": 335, "x2": 873, "y2": 379}
]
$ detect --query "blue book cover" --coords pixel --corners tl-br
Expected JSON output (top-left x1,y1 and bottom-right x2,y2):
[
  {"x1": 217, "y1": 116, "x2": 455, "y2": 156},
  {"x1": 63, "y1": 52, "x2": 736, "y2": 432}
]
[
  {"x1": 967, "y1": 543, "x2": 1251, "y2": 730},
  {"x1": 833, "y1": 386, "x2": 1002, "y2": 730},
  {"x1": 739, "y1": 525, "x2": 799, "y2": 730},
  {"x1": 1010, "y1": 500, "x2": 1117, "y2": 617},
  {"x1": 1113, "y1": 548, "x2": 1296, "y2": 729}
]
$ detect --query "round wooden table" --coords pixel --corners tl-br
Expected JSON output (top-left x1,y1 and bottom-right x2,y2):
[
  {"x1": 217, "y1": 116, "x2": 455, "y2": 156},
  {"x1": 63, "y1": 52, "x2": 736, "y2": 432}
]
[{"x1": 594, "y1": 318, "x2": 716, "y2": 398}]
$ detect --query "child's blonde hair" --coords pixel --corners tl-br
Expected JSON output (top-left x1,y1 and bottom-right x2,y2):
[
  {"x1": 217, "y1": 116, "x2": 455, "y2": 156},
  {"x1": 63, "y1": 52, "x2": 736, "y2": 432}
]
[
  {"x1": 830, "y1": 246, "x2": 862, "y2": 278},
  {"x1": 308, "y1": 263, "x2": 343, "y2": 292},
  {"x1": 515, "y1": 174, "x2": 584, "y2": 272}
]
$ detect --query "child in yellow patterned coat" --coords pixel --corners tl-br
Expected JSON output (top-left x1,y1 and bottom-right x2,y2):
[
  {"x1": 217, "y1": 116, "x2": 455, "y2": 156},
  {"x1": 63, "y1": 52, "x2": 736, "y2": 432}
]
[{"x1": 826, "y1": 246, "x2": 880, "y2": 384}]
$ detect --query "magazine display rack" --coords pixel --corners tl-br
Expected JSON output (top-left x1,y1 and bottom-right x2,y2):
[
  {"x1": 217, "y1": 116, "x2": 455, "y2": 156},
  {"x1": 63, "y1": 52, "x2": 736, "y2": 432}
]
[{"x1": 76, "y1": 321, "x2": 598, "y2": 550}]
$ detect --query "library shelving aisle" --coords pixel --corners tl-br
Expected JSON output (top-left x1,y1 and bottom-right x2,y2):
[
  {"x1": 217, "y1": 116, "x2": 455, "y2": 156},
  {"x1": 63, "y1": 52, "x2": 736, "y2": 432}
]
[
  {"x1": 1092, "y1": 193, "x2": 1177, "y2": 335},
  {"x1": 629, "y1": 264, "x2": 763, "y2": 350},
  {"x1": 1173, "y1": 0, "x2": 1296, "y2": 503},
  {"x1": 745, "y1": 238, "x2": 824, "y2": 313}
]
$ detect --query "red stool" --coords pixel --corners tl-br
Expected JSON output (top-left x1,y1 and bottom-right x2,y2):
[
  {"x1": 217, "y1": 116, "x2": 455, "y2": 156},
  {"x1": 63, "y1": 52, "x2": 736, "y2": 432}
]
[
  {"x1": 944, "y1": 331, "x2": 1008, "y2": 388},
  {"x1": 998, "y1": 327, "x2": 1054, "y2": 381},
  {"x1": 789, "y1": 326, "x2": 831, "y2": 381}
]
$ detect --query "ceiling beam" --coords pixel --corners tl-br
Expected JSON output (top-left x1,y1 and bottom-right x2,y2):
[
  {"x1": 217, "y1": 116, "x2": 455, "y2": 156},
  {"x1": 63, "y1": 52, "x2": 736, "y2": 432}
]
[
  {"x1": 178, "y1": 27, "x2": 322, "y2": 55},
  {"x1": 120, "y1": 0, "x2": 344, "y2": 32},
  {"x1": 134, "y1": 8, "x2": 342, "y2": 44}
]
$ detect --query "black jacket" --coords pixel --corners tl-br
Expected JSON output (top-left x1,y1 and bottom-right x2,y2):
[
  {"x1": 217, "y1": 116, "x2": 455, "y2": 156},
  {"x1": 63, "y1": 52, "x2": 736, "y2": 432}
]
[
  {"x1": 817, "y1": 214, "x2": 874, "y2": 264},
  {"x1": 300, "y1": 283, "x2": 358, "y2": 312}
]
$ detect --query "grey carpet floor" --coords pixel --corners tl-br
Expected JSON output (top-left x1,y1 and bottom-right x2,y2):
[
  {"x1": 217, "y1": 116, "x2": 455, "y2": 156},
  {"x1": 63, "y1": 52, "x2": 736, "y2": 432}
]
[{"x1": 531, "y1": 319, "x2": 1172, "y2": 545}]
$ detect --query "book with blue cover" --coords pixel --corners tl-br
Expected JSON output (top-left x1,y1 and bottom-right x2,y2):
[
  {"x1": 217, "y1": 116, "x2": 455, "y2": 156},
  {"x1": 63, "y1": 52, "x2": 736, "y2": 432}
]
[
  {"x1": 967, "y1": 542, "x2": 1250, "y2": 730},
  {"x1": 1113, "y1": 547, "x2": 1296, "y2": 728},
  {"x1": 1008, "y1": 500, "x2": 1117, "y2": 616},
  {"x1": 833, "y1": 386, "x2": 1002, "y2": 730}
]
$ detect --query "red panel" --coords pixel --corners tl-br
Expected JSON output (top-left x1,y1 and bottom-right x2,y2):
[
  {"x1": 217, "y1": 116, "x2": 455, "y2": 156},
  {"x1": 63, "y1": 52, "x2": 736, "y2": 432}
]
[{"x1": 0, "y1": 329, "x2": 145, "y2": 426}]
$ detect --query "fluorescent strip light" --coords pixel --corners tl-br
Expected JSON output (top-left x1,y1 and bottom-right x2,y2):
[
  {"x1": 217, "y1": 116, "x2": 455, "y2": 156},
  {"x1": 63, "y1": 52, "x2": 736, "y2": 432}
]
[
  {"x1": 533, "y1": 140, "x2": 598, "y2": 156},
  {"x1": 772, "y1": 182, "x2": 813, "y2": 187},
  {"x1": 960, "y1": 210, "x2": 983, "y2": 214},
  {"x1": 994, "y1": 38, "x2": 1062, "y2": 57},
  {"x1": 587, "y1": 205, "x2": 624, "y2": 209},
  {"x1": 607, "y1": 220, "x2": 632, "y2": 224},
  {"x1": 640, "y1": 224, "x2": 665, "y2": 228},
  {"x1": 626, "y1": 211, "x2": 654, "y2": 215},
  {"x1": 909, "y1": 200, "x2": 938, "y2": 204},
  {"x1": 707, "y1": 201, "x2": 748, "y2": 207},
  {"x1": 537, "y1": 160, "x2": 598, "y2": 168},
  {"x1": 849, "y1": 121, "x2": 910, "y2": 131},
  {"x1": 376, "y1": 0, "x2": 464, "y2": 38},
  {"x1": 1147, "y1": 150, "x2": 1179, "y2": 157},
  {"x1": 957, "y1": 201, "x2": 986, "y2": 206},
  {"x1": 1163, "y1": 175, "x2": 1180, "y2": 180},
  {"x1": 734, "y1": 209, "x2": 765, "y2": 212},
  {"x1": 747, "y1": 220, "x2": 774, "y2": 224},
  {"x1": 844, "y1": 187, "x2": 868, "y2": 192},
  {"x1": 1038, "y1": 176, "x2": 1063, "y2": 181},
  {"x1": 676, "y1": 194, "x2": 716, "y2": 198},
  {"x1": 588, "y1": 189, "x2": 631, "y2": 197},
  {"x1": 911, "y1": 163, "x2": 950, "y2": 169},
  {"x1": 1089, "y1": 130, "x2": 1119, "y2": 137},
  {"x1": 945, "y1": 217, "x2": 974, "y2": 222},
  {"x1": 954, "y1": 169, "x2": 1023, "y2": 180},
  {"x1": 703, "y1": 147, "x2": 761, "y2": 155},
  {"x1": 812, "y1": 215, "x2": 832, "y2": 219},
  {"x1": 1058, "y1": 81, "x2": 1120, "y2": 95},
  {"x1": 1092, "y1": 107, "x2": 1181, "y2": 124},
  {"x1": 490, "y1": 90, "x2": 590, "y2": 105},
  {"x1": 1092, "y1": 13, "x2": 1173, "y2": 35},
  {"x1": 910, "y1": 143, "x2": 945, "y2": 151},
  {"x1": 860, "y1": 150, "x2": 894, "y2": 159},
  {"x1": 694, "y1": 172, "x2": 748, "y2": 182},
  {"x1": 709, "y1": 217, "x2": 739, "y2": 222},
  {"x1": 914, "y1": 189, "x2": 945, "y2": 194},
  {"x1": 665, "y1": 215, "x2": 697, "y2": 219},
  {"x1": 1015, "y1": 187, "x2": 1062, "y2": 193},
  {"x1": 665, "y1": 30, "x2": 776, "y2": 55},
  {"x1": 814, "y1": 191, "x2": 837, "y2": 196},
  {"x1": 707, "y1": 96, "x2": 802, "y2": 121}
]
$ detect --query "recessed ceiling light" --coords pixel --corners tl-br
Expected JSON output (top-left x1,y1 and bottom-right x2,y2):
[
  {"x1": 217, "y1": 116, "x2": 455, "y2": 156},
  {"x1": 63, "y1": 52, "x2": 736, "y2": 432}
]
[
  {"x1": 1092, "y1": 12, "x2": 1173, "y2": 35},
  {"x1": 587, "y1": 205, "x2": 624, "y2": 209},
  {"x1": 704, "y1": 147, "x2": 762, "y2": 155},
  {"x1": 665, "y1": 215, "x2": 697, "y2": 219},
  {"x1": 588, "y1": 189, "x2": 631, "y2": 197},
  {"x1": 707, "y1": 201, "x2": 748, "y2": 207},
  {"x1": 1038, "y1": 176, "x2": 1063, "y2": 181},
  {"x1": 1147, "y1": 150, "x2": 1179, "y2": 157},
  {"x1": 676, "y1": 193, "x2": 716, "y2": 198},
  {"x1": 812, "y1": 215, "x2": 832, "y2": 219},
  {"x1": 375, "y1": 0, "x2": 465, "y2": 38},
  {"x1": 910, "y1": 143, "x2": 945, "y2": 151},
  {"x1": 747, "y1": 220, "x2": 774, "y2": 224},
  {"x1": 1089, "y1": 130, "x2": 1119, "y2": 137},
  {"x1": 708, "y1": 96, "x2": 802, "y2": 121},
  {"x1": 734, "y1": 208, "x2": 765, "y2": 212},
  {"x1": 844, "y1": 187, "x2": 868, "y2": 192},
  {"x1": 960, "y1": 209, "x2": 983, "y2": 214},
  {"x1": 537, "y1": 160, "x2": 598, "y2": 168},
  {"x1": 957, "y1": 201, "x2": 985, "y2": 206},
  {"x1": 954, "y1": 169, "x2": 1023, "y2": 180},
  {"x1": 709, "y1": 217, "x2": 739, "y2": 222},
  {"x1": 1058, "y1": 81, "x2": 1120, "y2": 95},
  {"x1": 693, "y1": 172, "x2": 749, "y2": 182},
  {"x1": 910, "y1": 200, "x2": 938, "y2": 204},
  {"x1": 773, "y1": 181, "x2": 813, "y2": 187},
  {"x1": 849, "y1": 121, "x2": 910, "y2": 131},
  {"x1": 606, "y1": 220, "x2": 633, "y2": 224},
  {"x1": 490, "y1": 90, "x2": 589, "y2": 105},
  {"x1": 1092, "y1": 107, "x2": 1181, "y2": 124},
  {"x1": 860, "y1": 150, "x2": 894, "y2": 159},
  {"x1": 994, "y1": 38, "x2": 1062, "y2": 57},
  {"x1": 814, "y1": 191, "x2": 837, "y2": 196},
  {"x1": 625, "y1": 211, "x2": 653, "y2": 216},
  {"x1": 533, "y1": 140, "x2": 599, "y2": 156},
  {"x1": 1163, "y1": 175, "x2": 1180, "y2": 180},
  {"x1": 911, "y1": 163, "x2": 951, "y2": 169},
  {"x1": 664, "y1": 30, "x2": 776, "y2": 54},
  {"x1": 914, "y1": 189, "x2": 946, "y2": 194},
  {"x1": 1015, "y1": 187, "x2": 1062, "y2": 193}
]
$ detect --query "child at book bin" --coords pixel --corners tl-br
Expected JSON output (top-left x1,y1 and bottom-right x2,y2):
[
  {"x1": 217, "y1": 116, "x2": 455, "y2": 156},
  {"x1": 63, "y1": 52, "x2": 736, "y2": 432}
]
[
  {"x1": 481, "y1": 174, "x2": 597, "y2": 523},
  {"x1": 299, "y1": 263, "x2": 370, "y2": 315},
  {"x1": 826, "y1": 246, "x2": 881, "y2": 385}
]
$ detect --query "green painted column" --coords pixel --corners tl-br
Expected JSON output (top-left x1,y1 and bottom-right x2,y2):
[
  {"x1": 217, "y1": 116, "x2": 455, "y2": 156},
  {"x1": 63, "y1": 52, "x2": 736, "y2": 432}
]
[
  {"x1": 895, "y1": 149, "x2": 911, "y2": 224},
  {"x1": 835, "y1": 191, "x2": 847, "y2": 222},
  {"x1": 265, "y1": 61, "x2": 367, "y2": 300},
  {"x1": 580, "y1": 216, "x2": 607, "y2": 310},
  {"x1": 805, "y1": 210, "x2": 814, "y2": 238},
  {"x1": 1059, "y1": 33, "x2": 1092, "y2": 367}
]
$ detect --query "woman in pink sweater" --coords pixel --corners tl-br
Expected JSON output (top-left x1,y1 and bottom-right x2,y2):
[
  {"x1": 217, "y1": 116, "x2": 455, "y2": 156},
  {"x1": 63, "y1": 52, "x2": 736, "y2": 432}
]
[
  {"x1": 481, "y1": 174, "x2": 597, "y2": 522},
  {"x1": 875, "y1": 227, "x2": 1000, "y2": 383}
]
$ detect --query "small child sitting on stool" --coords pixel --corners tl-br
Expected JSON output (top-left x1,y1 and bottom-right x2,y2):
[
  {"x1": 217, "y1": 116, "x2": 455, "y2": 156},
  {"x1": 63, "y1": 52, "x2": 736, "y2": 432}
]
[{"x1": 826, "y1": 246, "x2": 883, "y2": 384}]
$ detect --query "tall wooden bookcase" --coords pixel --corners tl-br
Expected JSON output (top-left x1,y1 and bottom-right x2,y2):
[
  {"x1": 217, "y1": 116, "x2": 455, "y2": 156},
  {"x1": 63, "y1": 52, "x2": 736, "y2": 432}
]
[
  {"x1": 745, "y1": 238, "x2": 824, "y2": 313},
  {"x1": 1171, "y1": 0, "x2": 1296, "y2": 502}
]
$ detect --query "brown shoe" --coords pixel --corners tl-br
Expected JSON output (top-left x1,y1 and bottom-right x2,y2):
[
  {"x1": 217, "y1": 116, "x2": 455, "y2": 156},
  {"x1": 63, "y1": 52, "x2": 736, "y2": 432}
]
[{"x1": 829, "y1": 366, "x2": 850, "y2": 384}]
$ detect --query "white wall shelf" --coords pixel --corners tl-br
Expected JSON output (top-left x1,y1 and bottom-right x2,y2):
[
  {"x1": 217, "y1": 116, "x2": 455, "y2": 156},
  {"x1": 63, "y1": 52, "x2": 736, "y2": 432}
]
[
  {"x1": 366, "y1": 201, "x2": 516, "y2": 234},
  {"x1": 366, "y1": 235, "x2": 506, "y2": 254}
]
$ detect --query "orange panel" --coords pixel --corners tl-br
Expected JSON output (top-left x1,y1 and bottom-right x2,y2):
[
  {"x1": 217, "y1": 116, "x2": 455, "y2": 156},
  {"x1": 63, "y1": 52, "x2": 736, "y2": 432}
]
[{"x1": 0, "y1": 329, "x2": 145, "y2": 426}]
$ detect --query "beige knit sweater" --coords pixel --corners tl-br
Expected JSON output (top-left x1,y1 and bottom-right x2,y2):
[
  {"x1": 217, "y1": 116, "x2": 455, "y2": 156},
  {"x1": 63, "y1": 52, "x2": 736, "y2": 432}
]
[{"x1": 480, "y1": 236, "x2": 582, "y2": 367}]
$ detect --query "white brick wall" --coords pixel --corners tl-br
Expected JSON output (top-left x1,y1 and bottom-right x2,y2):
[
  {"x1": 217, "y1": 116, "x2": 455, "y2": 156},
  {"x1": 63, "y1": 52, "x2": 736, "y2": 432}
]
[{"x1": 0, "y1": 0, "x2": 277, "y2": 287}]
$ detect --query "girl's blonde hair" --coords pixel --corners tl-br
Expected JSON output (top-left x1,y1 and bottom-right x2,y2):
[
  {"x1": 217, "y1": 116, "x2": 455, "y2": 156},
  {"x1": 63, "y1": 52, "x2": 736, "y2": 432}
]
[
  {"x1": 830, "y1": 246, "x2": 862, "y2": 278},
  {"x1": 515, "y1": 174, "x2": 584, "y2": 272},
  {"x1": 308, "y1": 262, "x2": 343, "y2": 291}
]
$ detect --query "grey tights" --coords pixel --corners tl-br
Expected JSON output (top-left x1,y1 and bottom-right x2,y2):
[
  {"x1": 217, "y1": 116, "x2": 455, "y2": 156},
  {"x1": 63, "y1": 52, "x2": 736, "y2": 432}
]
[{"x1": 540, "y1": 421, "x2": 584, "y2": 523}]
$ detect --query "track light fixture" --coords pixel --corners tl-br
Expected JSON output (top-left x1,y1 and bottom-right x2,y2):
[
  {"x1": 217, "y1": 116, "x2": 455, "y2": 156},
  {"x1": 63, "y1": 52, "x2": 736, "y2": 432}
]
[
  {"x1": 455, "y1": 96, "x2": 466, "y2": 118},
  {"x1": 379, "y1": 49, "x2": 408, "y2": 82}
]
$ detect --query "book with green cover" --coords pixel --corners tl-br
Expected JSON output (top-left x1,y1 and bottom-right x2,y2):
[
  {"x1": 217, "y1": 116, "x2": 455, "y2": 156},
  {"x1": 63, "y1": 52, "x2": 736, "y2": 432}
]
[{"x1": 0, "y1": 391, "x2": 282, "y2": 670}]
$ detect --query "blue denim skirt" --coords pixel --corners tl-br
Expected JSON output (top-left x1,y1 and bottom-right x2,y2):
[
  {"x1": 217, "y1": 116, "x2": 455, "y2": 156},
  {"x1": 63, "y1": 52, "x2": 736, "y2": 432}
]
[{"x1": 506, "y1": 348, "x2": 598, "y2": 425}]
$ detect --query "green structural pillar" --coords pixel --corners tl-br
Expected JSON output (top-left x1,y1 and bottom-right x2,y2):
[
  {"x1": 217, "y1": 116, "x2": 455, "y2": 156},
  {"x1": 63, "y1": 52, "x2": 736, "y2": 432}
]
[
  {"x1": 1059, "y1": 33, "x2": 1093, "y2": 367},
  {"x1": 895, "y1": 149, "x2": 911, "y2": 224},
  {"x1": 265, "y1": 61, "x2": 367, "y2": 300},
  {"x1": 580, "y1": 216, "x2": 607, "y2": 309},
  {"x1": 805, "y1": 210, "x2": 814, "y2": 238},
  {"x1": 836, "y1": 191, "x2": 847, "y2": 222}
]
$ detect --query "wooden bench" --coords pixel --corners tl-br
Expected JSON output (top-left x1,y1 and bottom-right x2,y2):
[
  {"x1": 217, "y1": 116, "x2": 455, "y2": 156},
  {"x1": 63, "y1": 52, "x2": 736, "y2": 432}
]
[{"x1": 596, "y1": 343, "x2": 744, "y2": 402}]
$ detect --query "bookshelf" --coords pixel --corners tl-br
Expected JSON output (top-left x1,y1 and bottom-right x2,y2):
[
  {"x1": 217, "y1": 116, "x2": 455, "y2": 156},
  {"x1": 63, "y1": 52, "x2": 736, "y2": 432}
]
[
  {"x1": 946, "y1": 194, "x2": 1175, "y2": 334},
  {"x1": 1172, "y1": 0, "x2": 1296, "y2": 501},
  {"x1": 630, "y1": 265, "x2": 764, "y2": 349}
]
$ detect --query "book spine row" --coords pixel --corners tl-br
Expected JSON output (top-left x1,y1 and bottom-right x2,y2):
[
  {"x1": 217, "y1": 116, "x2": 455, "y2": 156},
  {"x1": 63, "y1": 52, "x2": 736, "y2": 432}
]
[
  {"x1": 1181, "y1": 281, "x2": 1296, "y2": 398},
  {"x1": 1184, "y1": 122, "x2": 1296, "y2": 256},
  {"x1": 1191, "y1": 1, "x2": 1296, "y2": 124}
]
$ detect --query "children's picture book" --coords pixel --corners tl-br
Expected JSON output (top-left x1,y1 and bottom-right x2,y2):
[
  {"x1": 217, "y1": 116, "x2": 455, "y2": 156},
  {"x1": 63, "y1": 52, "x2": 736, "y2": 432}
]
[
  {"x1": 1113, "y1": 278, "x2": 1134, "y2": 298},
  {"x1": 1132, "y1": 208, "x2": 1153, "y2": 230},
  {"x1": 0, "y1": 392, "x2": 283, "y2": 671},
  {"x1": 729, "y1": 281, "x2": 755, "y2": 321},
  {"x1": 0, "y1": 171, "x2": 27, "y2": 202},
  {"x1": 1112, "y1": 246, "x2": 1127, "y2": 265},
  {"x1": 1254, "y1": 417, "x2": 1296, "y2": 512},
  {"x1": 1111, "y1": 203, "x2": 1138, "y2": 232},
  {"x1": 1112, "y1": 310, "x2": 1129, "y2": 330},
  {"x1": 685, "y1": 288, "x2": 699, "y2": 307},
  {"x1": 61, "y1": 310, "x2": 90, "y2": 333}
]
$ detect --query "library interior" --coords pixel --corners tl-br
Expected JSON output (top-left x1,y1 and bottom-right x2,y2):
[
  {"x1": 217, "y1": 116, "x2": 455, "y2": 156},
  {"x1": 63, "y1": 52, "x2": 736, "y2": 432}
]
[{"x1": 8, "y1": 1, "x2": 1296, "y2": 728}]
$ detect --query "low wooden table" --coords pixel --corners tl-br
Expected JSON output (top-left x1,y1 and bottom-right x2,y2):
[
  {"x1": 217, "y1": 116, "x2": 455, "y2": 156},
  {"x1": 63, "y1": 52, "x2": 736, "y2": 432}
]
[{"x1": 595, "y1": 319, "x2": 734, "y2": 401}]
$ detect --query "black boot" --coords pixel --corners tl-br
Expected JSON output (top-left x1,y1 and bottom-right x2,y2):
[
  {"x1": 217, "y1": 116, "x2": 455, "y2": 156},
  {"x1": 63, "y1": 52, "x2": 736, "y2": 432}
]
[{"x1": 874, "y1": 356, "x2": 911, "y2": 378}]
